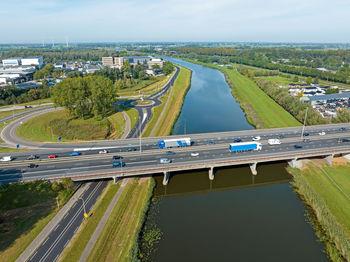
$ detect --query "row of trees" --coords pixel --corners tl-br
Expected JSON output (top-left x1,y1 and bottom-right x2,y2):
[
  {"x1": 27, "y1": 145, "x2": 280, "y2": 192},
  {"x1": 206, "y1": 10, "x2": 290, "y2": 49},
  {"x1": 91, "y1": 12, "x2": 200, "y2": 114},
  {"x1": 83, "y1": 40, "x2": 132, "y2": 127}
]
[
  {"x1": 0, "y1": 86, "x2": 50, "y2": 106},
  {"x1": 53, "y1": 76, "x2": 117, "y2": 118}
]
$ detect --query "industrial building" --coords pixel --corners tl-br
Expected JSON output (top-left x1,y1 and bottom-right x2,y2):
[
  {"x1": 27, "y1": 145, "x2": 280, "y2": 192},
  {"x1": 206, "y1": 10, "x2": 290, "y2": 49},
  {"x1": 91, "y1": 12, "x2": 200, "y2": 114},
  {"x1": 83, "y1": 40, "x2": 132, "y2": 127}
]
[{"x1": 2, "y1": 56, "x2": 43, "y2": 69}]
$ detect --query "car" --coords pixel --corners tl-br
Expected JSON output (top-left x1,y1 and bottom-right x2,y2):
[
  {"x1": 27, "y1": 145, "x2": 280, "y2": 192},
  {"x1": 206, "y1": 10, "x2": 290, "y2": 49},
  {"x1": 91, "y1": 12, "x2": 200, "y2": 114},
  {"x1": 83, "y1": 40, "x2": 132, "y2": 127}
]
[
  {"x1": 337, "y1": 138, "x2": 343, "y2": 143},
  {"x1": 99, "y1": 150, "x2": 108, "y2": 154},
  {"x1": 160, "y1": 158, "x2": 172, "y2": 164},
  {"x1": 303, "y1": 138, "x2": 311, "y2": 143},
  {"x1": 166, "y1": 151, "x2": 175, "y2": 155},
  {"x1": 252, "y1": 136, "x2": 261, "y2": 141},
  {"x1": 127, "y1": 147, "x2": 136, "y2": 152},
  {"x1": 206, "y1": 141, "x2": 215, "y2": 145},
  {"x1": 28, "y1": 163, "x2": 39, "y2": 168},
  {"x1": 0, "y1": 156, "x2": 13, "y2": 162},
  {"x1": 26, "y1": 154, "x2": 39, "y2": 160},
  {"x1": 234, "y1": 138, "x2": 242, "y2": 143},
  {"x1": 342, "y1": 138, "x2": 350, "y2": 142},
  {"x1": 278, "y1": 134, "x2": 285, "y2": 139},
  {"x1": 294, "y1": 144, "x2": 303, "y2": 149},
  {"x1": 112, "y1": 161, "x2": 125, "y2": 167},
  {"x1": 113, "y1": 155, "x2": 122, "y2": 160},
  {"x1": 70, "y1": 152, "x2": 81, "y2": 156},
  {"x1": 303, "y1": 132, "x2": 309, "y2": 136},
  {"x1": 319, "y1": 131, "x2": 326, "y2": 136},
  {"x1": 191, "y1": 152, "x2": 199, "y2": 157},
  {"x1": 48, "y1": 154, "x2": 57, "y2": 159},
  {"x1": 339, "y1": 127, "x2": 346, "y2": 131}
]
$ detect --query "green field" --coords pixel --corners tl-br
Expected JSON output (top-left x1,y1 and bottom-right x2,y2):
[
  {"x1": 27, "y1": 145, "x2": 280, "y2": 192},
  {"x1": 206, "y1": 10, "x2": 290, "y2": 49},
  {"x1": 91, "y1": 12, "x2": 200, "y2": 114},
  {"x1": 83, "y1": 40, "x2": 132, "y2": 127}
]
[
  {"x1": 59, "y1": 183, "x2": 120, "y2": 262},
  {"x1": 256, "y1": 76, "x2": 294, "y2": 86}
]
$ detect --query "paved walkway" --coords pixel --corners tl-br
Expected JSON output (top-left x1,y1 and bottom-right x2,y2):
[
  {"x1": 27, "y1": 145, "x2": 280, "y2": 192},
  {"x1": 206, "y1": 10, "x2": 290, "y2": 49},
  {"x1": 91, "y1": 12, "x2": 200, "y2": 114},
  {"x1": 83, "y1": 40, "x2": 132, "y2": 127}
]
[
  {"x1": 117, "y1": 106, "x2": 131, "y2": 139},
  {"x1": 16, "y1": 182, "x2": 91, "y2": 262},
  {"x1": 78, "y1": 179, "x2": 129, "y2": 262}
]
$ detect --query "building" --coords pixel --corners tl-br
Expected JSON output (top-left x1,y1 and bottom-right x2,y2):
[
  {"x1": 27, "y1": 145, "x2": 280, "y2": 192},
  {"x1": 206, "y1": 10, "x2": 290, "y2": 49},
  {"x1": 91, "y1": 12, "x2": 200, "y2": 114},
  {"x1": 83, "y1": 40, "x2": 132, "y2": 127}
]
[
  {"x1": 102, "y1": 57, "x2": 114, "y2": 67},
  {"x1": 148, "y1": 58, "x2": 164, "y2": 69},
  {"x1": 21, "y1": 56, "x2": 43, "y2": 68},
  {"x1": 2, "y1": 57, "x2": 21, "y2": 67}
]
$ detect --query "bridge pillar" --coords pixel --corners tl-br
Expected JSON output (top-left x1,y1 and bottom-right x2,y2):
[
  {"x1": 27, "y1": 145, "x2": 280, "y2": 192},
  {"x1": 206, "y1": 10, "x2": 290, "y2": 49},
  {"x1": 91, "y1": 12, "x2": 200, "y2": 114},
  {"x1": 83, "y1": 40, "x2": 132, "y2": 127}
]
[
  {"x1": 325, "y1": 154, "x2": 334, "y2": 166},
  {"x1": 163, "y1": 171, "x2": 170, "y2": 186},
  {"x1": 113, "y1": 176, "x2": 119, "y2": 184},
  {"x1": 209, "y1": 167, "x2": 215, "y2": 180},
  {"x1": 249, "y1": 162, "x2": 257, "y2": 175},
  {"x1": 288, "y1": 158, "x2": 298, "y2": 168}
]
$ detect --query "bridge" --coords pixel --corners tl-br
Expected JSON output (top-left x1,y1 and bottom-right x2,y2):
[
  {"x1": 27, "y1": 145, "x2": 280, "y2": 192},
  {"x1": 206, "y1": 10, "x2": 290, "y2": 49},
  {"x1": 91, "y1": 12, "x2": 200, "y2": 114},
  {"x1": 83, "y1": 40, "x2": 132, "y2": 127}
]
[{"x1": 1, "y1": 123, "x2": 350, "y2": 185}]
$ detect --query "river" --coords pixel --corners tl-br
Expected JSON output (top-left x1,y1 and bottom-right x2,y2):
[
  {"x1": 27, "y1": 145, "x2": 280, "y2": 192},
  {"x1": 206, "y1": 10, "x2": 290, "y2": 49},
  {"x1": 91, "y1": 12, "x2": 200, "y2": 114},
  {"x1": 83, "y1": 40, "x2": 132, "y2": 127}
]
[{"x1": 139, "y1": 58, "x2": 328, "y2": 261}]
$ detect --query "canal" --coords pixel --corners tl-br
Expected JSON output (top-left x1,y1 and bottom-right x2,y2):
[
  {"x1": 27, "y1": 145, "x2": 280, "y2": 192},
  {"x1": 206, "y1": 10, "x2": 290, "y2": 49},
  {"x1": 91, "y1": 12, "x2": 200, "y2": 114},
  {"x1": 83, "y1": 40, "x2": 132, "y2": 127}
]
[{"x1": 139, "y1": 58, "x2": 328, "y2": 261}]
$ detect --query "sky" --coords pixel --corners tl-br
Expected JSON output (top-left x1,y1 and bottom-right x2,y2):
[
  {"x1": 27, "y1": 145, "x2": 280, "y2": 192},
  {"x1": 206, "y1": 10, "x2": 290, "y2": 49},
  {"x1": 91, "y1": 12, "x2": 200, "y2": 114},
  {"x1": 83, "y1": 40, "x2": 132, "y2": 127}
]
[{"x1": 2, "y1": 0, "x2": 350, "y2": 43}]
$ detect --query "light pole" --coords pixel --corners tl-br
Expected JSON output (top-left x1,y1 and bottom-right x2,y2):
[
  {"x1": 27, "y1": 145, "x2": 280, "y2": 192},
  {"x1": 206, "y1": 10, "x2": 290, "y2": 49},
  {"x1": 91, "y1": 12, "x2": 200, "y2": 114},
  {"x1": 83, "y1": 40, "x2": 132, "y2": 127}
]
[
  {"x1": 79, "y1": 197, "x2": 88, "y2": 218},
  {"x1": 301, "y1": 107, "x2": 309, "y2": 139}
]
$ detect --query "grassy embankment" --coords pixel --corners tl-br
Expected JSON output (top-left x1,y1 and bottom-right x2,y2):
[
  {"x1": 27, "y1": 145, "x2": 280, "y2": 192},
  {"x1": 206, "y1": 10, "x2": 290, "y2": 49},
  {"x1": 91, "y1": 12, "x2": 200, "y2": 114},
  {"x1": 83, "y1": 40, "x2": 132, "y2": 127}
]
[
  {"x1": 143, "y1": 65, "x2": 192, "y2": 137},
  {"x1": 288, "y1": 162, "x2": 350, "y2": 261},
  {"x1": 86, "y1": 178, "x2": 154, "y2": 262},
  {"x1": 16, "y1": 109, "x2": 126, "y2": 142},
  {"x1": 0, "y1": 181, "x2": 74, "y2": 262},
  {"x1": 59, "y1": 182, "x2": 120, "y2": 262},
  {"x1": 182, "y1": 58, "x2": 301, "y2": 129}
]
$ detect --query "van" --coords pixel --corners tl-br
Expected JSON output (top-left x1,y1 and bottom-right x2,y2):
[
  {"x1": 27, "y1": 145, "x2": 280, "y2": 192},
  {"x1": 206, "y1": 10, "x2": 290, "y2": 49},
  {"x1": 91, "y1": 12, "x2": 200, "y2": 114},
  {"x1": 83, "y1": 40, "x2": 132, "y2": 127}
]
[
  {"x1": 1, "y1": 156, "x2": 13, "y2": 162},
  {"x1": 268, "y1": 139, "x2": 281, "y2": 145}
]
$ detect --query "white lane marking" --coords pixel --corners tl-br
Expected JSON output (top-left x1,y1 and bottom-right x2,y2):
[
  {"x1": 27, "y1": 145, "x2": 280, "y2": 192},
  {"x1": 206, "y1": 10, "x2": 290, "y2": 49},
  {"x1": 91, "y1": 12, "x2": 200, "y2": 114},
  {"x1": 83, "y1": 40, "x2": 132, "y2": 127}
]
[
  {"x1": 42, "y1": 237, "x2": 50, "y2": 246},
  {"x1": 29, "y1": 251, "x2": 38, "y2": 261},
  {"x1": 142, "y1": 113, "x2": 147, "y2": 124}
]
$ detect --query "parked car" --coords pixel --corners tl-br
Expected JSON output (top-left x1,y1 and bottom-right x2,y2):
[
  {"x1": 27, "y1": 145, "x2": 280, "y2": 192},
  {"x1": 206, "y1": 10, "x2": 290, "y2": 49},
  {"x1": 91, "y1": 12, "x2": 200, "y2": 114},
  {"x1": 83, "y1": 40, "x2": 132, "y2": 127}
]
[
  {"x1": 127, "y1": 147, "x2": 136, "y2": 152},
  {"x1": 294, "y1": 144, "x2": 303, "y2": 149},
  {"x1": 191, "y1": 152, "x2": 199, "y2": 157},
  {"x1": 166, "y1": 151, "x2": 175, "y2": 155},
  {"x1": 99, "y1": 150, "x2": 108, "y2": 154},
  {"x1": 28, "y1": 163, "x2": 39, "y2": 168},
  {"x1": 252, "y1": 136, "x2": 261, "y2": 141},
  {"x1": 48, "y1": 154, "x2": 57, "y2": 159},
  {"x1": 319, "y1": 131, "x2": 326, "y2": 136},
  {"x1": 234, "y1": 138, "x2": 242, "y2": 143},
  {"x1": 27, "y1": 154, "x2": 39, "y2": 160},
  {"x1": 160, "y1": 158, "x2": 172, "y2": 164},
  {"x1": 70, "y1": 152, "x2": 81, "y2": 156},
  {"x1": 112, "y1": 161, "x2": 125, "y2": 167},
  {"x1": 113, "y1": 155, "x2": 122, "y2": 160}
]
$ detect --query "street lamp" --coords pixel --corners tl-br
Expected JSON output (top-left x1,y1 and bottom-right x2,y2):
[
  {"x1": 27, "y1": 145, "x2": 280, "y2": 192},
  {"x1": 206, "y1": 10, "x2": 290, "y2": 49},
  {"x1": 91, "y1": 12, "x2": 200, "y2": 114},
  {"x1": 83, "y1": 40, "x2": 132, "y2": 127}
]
[
  {"x1": 301, "y1": 107, "x2": 309, "y2": 139},
  {"x1": 79, "y1": 197, "x2": 88, "y2": 218}
]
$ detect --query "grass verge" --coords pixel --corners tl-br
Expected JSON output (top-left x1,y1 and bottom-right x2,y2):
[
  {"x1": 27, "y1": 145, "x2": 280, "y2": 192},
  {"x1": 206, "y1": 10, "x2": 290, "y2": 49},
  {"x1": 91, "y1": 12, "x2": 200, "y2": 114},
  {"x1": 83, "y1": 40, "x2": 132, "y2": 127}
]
[
  {"x1": 86, "y1": 178, "x2": 154, "y2": 262},
  {"x1": 124, "y1": 107, "x2": 139, "y2": 132},
  {"x1": 288, "y1": 162, "x2": 350, "y2": 261},
  {"x1": 107, "y1": 111, "x2": 125, "y2": 139},
  {"x1": 59, "y1": 183, "x2": 120, "y2": 262},
  {"x1": 149, "y1": 65, "x2": 192, "y2": 136}
]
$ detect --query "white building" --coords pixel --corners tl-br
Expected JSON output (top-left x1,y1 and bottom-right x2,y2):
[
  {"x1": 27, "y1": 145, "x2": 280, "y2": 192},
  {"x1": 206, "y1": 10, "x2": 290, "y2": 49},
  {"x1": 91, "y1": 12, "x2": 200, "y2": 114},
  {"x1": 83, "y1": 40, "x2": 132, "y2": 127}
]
[
  {"x1": 2, "y1": 57, "x2": 21, "y2": 67},
  {"x1": 21, "y1": 56, "x2": 44, "y2": 68}
]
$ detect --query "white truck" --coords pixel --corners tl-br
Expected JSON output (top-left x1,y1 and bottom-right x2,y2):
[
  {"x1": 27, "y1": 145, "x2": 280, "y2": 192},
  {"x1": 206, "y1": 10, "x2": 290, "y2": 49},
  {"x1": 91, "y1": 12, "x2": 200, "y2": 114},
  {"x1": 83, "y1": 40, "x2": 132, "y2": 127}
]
[
  {"x1": 158, "y1": 138, "x2": 192, "y2": 149},
  {"x1": 0, "y1": 156, "x2": 13, "y2": 162},
  {"x1": 268, "y1": 139, "x2": 281, "y2": 145}
]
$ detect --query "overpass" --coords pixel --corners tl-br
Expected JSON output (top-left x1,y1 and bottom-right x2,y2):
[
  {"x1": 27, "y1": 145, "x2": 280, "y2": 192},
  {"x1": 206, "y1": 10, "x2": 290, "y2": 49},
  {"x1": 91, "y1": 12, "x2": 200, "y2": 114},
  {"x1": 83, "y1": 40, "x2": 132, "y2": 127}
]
[{"x1": 1, "y1": 123, "x2": 350, "y2": 185}]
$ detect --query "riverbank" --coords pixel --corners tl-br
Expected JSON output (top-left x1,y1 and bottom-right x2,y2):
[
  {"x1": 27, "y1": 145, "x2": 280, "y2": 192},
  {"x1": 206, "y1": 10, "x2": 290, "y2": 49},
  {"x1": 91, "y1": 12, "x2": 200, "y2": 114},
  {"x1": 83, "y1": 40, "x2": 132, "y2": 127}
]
[
  {"x1": 181, "y1": 58, "x2": 301, "y2": 129},
  {"x1": 143, "y1": 65, "x2": 192, "y2": 137},
  {"x1": 287, "y1": 160, "x2": 350, "y2": 261}
]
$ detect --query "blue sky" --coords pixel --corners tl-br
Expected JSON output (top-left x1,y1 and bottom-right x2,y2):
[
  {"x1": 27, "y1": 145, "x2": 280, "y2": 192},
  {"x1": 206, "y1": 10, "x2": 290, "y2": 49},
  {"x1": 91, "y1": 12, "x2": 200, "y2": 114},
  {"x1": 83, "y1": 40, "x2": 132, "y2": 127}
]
[{"x1": 2, "y1": 0, "x2": 350, "y2": 43}]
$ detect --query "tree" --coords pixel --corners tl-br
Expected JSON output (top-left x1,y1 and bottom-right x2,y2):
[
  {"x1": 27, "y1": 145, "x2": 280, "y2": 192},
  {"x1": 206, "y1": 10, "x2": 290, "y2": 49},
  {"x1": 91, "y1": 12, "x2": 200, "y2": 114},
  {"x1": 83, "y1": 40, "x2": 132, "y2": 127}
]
[
  {"x1": 51, "y1": 182, "x2": 62, "y2": 191},
  {"x1": 292, "y1": 76, "x2": 299, "y2": 83},
  {"x1": 61, "y1": 177, "x2": 73, "y2": 190},
  {"x1": 152, "y1": 64, "x2": 160, "y2": 70},
  {"x1": 306, "y1": 76, "x2": 312, "y2": 85},
  {"x1": 162, "y1": 61, "x2": 174, "y2": 75}
]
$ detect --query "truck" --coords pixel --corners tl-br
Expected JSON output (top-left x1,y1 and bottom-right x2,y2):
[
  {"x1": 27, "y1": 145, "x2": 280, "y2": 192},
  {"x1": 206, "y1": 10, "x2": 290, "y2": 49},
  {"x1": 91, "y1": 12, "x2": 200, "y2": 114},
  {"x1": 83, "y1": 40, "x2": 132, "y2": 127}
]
[
  {"x1": 229, "y1": 142, "x2": 262, "y2": 152},
  {"x1": 158, "y1": 137, "x2": 191, "y2": 149},
  {"x1": 268, "y1": 139, "x2": 281, "y2": 145},
  {"x1": 0, "y1": 156, "x2": 13, "y2": 162}
]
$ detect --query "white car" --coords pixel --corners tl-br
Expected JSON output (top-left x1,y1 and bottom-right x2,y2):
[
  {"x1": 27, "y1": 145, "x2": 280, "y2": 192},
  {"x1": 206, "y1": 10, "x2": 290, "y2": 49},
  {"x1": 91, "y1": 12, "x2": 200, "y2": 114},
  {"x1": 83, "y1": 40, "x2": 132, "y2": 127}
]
[
  {"x1": 99, "y1": 150, "x2": 108, "y2": 154},
  {"x1": 191, "y1": 152, "x2": 199, "y2": 157},
  {"x1": 0, "y1": 156, "x2": 13, "y2": 162},
  {"x1": 252, "y1": 136, "x2": 261, "y2": 141},
  {"x1": 268, "y1": 139, "x2": 281, "y2": 145},
  {"x1": 319, "y1": 131, "x2": 326, "y2": 136},
  {"x1": 160, "y1": 158, "x2": 172, "y2": 164}
]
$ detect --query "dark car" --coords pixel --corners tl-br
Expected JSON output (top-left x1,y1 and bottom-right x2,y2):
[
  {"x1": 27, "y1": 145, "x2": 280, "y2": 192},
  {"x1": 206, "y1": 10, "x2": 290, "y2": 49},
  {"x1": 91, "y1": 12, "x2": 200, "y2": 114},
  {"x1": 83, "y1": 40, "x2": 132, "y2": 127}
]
[
  {"x1": 342, "y1": 138, "x2": 350, "y2": 142},
  {"x1": 127, "y1": 147, "x2": 136, "y2": 152},
  {"x1": 294, "y1": 144, "x2": 303, "y2": 149},
  {"x1": 166, "y1": 151, "x2": 175, "y2": 155},
  {"x1": 303, "y1": 132, "x2": 309, "y2": 136},
  {"x1": 28, "y1": 163, "x2": 39, "y2": 168},
  {"x1": 112, "y1": 161, "x2": 125, "y2": 167},
  {"x1": 339, "y1": 127, "x2": 346, "y2": 131},
  {"x1": 70, "y1": 152, "x2": 81, "y2": 156},
  {"x1": 234, "y1": 138, "x2": 242, "y2": 143},
  {"x1": 27, "y1": 154, "x2": 39, "y2": 160},
  {"x1": 278, "y1": 134, "x2": 285, "y2": 139},
  {"x1": 113, "y1": 155, "x2": 122, "y2": 160},
  {"x1": 206, "y1": 141, "x2": 215, "y2": 145}
]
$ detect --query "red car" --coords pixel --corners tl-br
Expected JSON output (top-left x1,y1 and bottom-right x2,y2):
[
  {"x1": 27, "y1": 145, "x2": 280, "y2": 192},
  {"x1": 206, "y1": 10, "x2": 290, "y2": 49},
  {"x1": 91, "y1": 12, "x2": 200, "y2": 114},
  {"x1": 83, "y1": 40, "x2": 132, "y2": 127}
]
[{"x1": 48, "y1": 154, "x2": 57, "y2": 159}]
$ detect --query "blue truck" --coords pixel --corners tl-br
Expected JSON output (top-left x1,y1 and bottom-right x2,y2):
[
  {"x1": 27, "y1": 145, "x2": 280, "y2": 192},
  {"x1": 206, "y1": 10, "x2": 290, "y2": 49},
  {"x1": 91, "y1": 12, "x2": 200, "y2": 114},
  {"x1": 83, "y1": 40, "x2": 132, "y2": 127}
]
[
  {"x1": 158, "y1": 137, "x2": 192, "y2": 149},
  {"x1": 229, "y1": 142, "x2": 262, "y2": 152}
]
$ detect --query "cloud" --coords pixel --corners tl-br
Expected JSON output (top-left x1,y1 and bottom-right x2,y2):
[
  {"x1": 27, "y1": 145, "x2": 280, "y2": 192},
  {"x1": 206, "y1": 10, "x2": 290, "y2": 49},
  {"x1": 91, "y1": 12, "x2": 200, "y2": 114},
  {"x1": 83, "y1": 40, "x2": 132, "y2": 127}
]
[{"x1": 1, "y1": 0, "x2": 350, "y2": 43}]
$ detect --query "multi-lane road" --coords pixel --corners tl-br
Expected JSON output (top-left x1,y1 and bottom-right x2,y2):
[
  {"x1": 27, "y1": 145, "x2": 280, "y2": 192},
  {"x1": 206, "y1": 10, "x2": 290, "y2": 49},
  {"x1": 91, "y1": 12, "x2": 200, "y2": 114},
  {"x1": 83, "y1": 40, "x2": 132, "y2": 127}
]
[{"x1": 1, "y1": 123, "x2": 350, "y2": 183}]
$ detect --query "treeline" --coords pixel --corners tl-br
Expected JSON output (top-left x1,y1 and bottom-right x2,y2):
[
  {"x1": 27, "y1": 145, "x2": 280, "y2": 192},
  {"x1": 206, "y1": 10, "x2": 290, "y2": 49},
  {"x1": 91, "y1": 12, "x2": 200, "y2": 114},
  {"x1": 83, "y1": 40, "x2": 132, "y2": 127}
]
[
  {"x1": 179, "y1": 47, "x2": 236, "y2": 56},
  {"x1": 0, "y1": 47, "x2": 119, "y2": 63},
  {"x1": 0, "y1": 86, "x2": 50, "y2": 106},
  {"x1": 53, "y1": 75, "x2": 117, "y2": 118}
]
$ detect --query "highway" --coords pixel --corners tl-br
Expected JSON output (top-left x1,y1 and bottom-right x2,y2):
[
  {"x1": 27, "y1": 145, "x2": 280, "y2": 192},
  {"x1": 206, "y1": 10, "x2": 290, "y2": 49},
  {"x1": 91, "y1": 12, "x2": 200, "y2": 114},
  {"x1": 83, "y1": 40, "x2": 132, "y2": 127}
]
[
  {"x1": 28, "y1": 181, "x2": 108, "y2": 262},
  {"x1": 1, "y1": 124, "x2": 350, "y2": 183}
]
